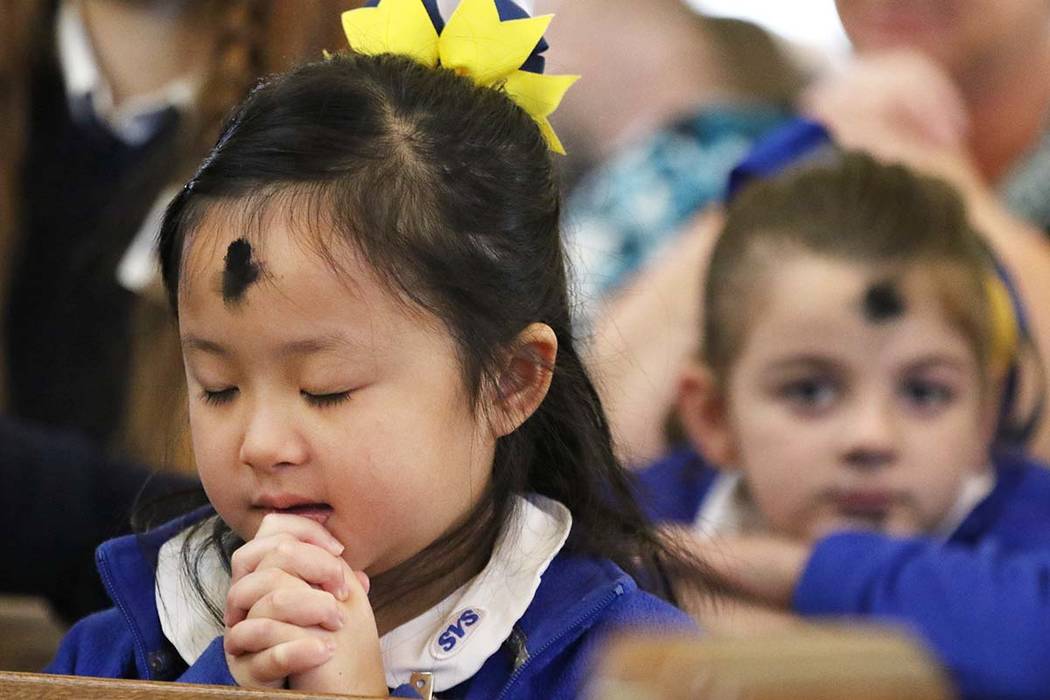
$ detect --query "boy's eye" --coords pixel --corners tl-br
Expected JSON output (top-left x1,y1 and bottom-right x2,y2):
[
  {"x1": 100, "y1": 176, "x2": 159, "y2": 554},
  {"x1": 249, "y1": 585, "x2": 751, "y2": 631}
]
[
  {"x1": 201, "y1": 387, "x2": 238, "y2": 405},
  {"x1": 780, "y1": 378, "x2": 838, "y2": 413},
  {"x1": 302, "y1": 390, "x2": 352, "y2": 408},
  {"x1": 901, "y1": 378, "x2": 955, "y2": 410}
]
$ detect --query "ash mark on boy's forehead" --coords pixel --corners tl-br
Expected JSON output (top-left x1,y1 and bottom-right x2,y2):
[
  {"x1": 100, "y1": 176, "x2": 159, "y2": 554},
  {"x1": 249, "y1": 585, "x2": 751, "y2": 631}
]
[
  {"x1": 861, "y1": 279, "x2": 906, "y2": 323},
  {"x1": 222, "y1": 238, "x2": 262, "y2": 305}
]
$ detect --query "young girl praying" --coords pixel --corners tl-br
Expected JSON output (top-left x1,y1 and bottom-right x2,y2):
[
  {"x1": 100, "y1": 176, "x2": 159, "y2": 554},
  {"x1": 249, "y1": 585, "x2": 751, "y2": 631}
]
[
  {"x1": 46, "y1": 1, "x2": 703, "y2": 696},
  {"x1": 638, "y1": 151, "x2": 1050, "y2": 700}
]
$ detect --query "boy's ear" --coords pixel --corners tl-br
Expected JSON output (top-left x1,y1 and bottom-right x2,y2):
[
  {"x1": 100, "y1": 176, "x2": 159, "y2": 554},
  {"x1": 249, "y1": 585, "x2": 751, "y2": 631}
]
[
  {"x1": 490, "y1": 323, "x2": 558, "y2": 438},
  {"x1": 978, "y1": 373, "x2": 1006, "y2": 458},
  {"x1": 676, "y1": 360, "x2": 735, "y2": 467}
]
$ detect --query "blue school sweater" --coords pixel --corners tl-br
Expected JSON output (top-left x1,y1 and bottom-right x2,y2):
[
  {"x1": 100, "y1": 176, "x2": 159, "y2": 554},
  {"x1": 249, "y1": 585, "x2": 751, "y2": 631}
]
[
  {"x1": 637, "y1": 447, "x2": 1050, "y2": 700},
  {"x1": 46, "y1": 508, "x2": 693, "y2": 699}
]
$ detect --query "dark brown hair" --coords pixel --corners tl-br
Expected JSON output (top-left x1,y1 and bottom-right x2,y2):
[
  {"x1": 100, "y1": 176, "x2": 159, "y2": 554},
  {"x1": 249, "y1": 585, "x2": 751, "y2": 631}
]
[{"x1": 159, "y1": 52, "x2": 714, "y2": 616}]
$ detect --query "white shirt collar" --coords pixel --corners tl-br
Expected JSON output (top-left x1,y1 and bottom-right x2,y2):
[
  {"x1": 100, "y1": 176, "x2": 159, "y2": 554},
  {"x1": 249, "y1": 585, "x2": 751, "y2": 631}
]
[
  {"x1": 932, "y1": 468, "x2": 996, "y2": 538},
  {"x1": 57, "y1": 1, "x2": 199, "y2": 145},
  {"x1": 115, "y1": 185, "x2": 178, "y2": 294},
  {"x1": 156, "y1": 494, "x2": 572, "y2": 693},
  {"x1": 691, "y1": 472, "x2": 764, "y2": 538},
  {"x1": 693, "y1": 469, "x2": 997, "y2": 541}
]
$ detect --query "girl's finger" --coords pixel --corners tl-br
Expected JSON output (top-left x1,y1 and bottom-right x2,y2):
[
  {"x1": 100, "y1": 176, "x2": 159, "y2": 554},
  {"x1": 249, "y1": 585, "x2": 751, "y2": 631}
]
[
  {"x1": 225, "y1": 617, "x2": 326, "y2": 657},
  {"x1": 333, "y1": 557, "x2": 370, "y2": 597},
  {"x1": 233, "y1": 537, "x2": 350, "y2": 598},
  {"x1": 231, "y1": 532, "x2": 298, "y2": 582},
  {"x1": 234, "y1": 638, "x2": 334, "y2": 685},
  {"x1": 226, "y1": 567, "x2": 308, "y2": 628},
  {"x1": 246, "y1": 586, "x2": 345, "y2": 632},
  {"x1": 252, "y1": 512, "x2": 344, "y2": 556},
  {"x1": 354, "y1": 569, "x2": 370, "y2": 595}
]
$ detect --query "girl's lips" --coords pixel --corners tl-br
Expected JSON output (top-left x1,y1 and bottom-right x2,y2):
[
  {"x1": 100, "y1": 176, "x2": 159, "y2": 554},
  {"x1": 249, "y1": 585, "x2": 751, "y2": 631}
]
[{"x1": 262, "y1": 503, "x2": 334, "y2": 525}]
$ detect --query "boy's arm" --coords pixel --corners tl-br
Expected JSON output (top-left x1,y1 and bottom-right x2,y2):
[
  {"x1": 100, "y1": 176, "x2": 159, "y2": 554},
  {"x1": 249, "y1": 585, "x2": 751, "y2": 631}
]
[
  {"x1": 794, "y1": 533, "x2": 1050, "y2": 699},
  {"x1": 687, "y1": 530, "x2": 1050, "y2": 699}
]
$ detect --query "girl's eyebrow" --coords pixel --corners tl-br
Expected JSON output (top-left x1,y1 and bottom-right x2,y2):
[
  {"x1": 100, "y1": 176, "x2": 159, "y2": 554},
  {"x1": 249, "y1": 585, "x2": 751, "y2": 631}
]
[
  {"x1": 277, "y1": 334, "x2": 361, "y2": 357},
  {"x1": 181, "y1": 333, "x2": 360, "y2": 357},
  {"x1": 182, "y1": 335, "x2": 227, "y2": 356}
]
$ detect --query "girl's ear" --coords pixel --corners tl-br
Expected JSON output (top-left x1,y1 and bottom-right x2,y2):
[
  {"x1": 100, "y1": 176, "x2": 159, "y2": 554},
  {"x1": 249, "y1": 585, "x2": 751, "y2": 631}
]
[
  {"x1": 490, "y1": 323, "x2": 558, "y2": 438},
  {"x1": 677, "y1": 360, "x2": 736, "y2": 467}
]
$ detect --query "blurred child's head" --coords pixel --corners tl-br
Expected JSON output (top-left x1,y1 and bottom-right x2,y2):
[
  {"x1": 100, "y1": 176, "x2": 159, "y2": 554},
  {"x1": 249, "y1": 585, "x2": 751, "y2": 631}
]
[
  {"x1": 159, "y1": 50, "x2": 679, "y2": 610},
  {"x1": 679, "y1": 151, "x2": 1016, "y2": 542}
]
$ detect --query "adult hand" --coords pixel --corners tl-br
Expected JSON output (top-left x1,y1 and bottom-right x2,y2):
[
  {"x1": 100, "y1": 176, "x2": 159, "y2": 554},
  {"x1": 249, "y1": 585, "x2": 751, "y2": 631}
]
[
  {"x1": 588, "y1": 208, "x2": 724, "y2": 466},
  {"x1": 801, "y1": 49, "x2": 969, "y2": 158},
  {"x1": 801, "y1": 49, "x2": 989, "y2": 196}
]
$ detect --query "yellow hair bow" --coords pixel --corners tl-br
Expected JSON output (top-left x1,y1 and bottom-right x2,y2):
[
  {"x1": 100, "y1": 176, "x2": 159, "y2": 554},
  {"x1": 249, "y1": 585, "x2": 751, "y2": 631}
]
[
  {"x1": 985, "y1": 274, "x2": 1019, "y2": 378},
  {"x1": 341, "y1": 0, "x2": 579, "y2": 154}
]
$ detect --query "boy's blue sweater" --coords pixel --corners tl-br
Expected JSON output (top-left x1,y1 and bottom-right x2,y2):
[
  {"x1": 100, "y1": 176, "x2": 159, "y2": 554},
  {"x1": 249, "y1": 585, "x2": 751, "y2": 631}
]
[
  {"x1": 637, "y1": 447, "x2": 1050, "y2": 700},
  {"x1": 46, "y1": 508, "x2": 693, "y2": 698}
]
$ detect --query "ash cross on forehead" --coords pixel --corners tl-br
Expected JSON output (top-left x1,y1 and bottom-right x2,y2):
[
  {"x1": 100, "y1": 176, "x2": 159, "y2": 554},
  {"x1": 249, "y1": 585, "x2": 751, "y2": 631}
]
[
  {"x1": 862, "y1": 279, "x2": 906, "y2": 323},
  {"x1": 222, "y1": 238, "x2": 262, "y2": 305}
]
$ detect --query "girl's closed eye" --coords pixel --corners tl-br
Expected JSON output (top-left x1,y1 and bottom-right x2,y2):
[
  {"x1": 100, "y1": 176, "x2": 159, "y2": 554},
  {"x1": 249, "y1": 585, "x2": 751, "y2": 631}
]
[
  {"x1": 201, "y1": 387, "x2": 238, "y2": 405},
  {"x1": 301, "y1": 389, "x2": 353, "y2": 408}
]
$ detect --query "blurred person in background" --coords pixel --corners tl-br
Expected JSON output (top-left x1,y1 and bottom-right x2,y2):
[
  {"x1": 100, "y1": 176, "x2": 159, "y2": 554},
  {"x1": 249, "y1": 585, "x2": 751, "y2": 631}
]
[
  {"x1": 0, "y1": 0, "x2": 348, "y2": 623},
  {"x1": 542, "y1": 0, "x2": 809, "y2": 313},
  {"x1": 587, "y1": 0, "x2": 1050, "y2": 466},
  {"x1": 823, "y1": 0, "x2": 1050, "y2": 229},
  {"x1": 3, "y1": 0, "x2": 346, "y2": 469}
]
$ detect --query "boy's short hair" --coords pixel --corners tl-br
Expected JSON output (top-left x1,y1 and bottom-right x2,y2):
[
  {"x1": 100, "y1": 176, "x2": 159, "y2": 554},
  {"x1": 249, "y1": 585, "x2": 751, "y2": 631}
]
[{"x1": 703, "y1": 150, "x2": 999, "y2": 387}]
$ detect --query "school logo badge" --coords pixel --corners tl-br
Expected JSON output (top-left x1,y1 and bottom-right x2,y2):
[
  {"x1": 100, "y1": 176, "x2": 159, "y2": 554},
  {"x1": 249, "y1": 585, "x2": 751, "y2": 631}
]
[{"x1": 431, "y1": 607, "x2": 485, "y2": 659}]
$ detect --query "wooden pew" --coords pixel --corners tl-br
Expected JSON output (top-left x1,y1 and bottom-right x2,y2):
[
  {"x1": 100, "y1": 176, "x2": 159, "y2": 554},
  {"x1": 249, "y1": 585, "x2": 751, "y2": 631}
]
[
  {"x1": 0, "y1": 596, "x2": 65, "y2": 672},
  {"x1": 0, "y1": 671, "x2": 434, "y2": 700},
  {"x1": 586, "y1": 624, "x2": 956, "y2": 700}
]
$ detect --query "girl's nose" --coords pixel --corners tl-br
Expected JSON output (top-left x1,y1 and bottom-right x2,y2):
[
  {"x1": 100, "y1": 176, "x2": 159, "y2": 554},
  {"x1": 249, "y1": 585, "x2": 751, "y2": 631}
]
[
  {"x1": 238, "y1": 402, "x2": 309, "y2": 471},
  {"x1": 841, "y1": 398, "x2": 898, "y2": 471}
]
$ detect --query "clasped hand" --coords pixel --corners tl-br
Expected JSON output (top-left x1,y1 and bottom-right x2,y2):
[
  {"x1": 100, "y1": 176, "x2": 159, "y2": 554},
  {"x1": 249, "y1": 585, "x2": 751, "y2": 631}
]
[{"x1": 222, "y1": 513, "x2": 387, "y2": 695}]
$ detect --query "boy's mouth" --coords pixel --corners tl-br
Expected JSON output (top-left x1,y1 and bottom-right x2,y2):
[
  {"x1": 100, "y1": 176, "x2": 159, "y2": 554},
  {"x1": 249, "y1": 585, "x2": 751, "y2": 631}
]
[
  {"x1": 834, "y1": 490, "x2": 894, "y2": 511},
  {"x1": 831, "y1": 490, "x2": 895, "y2": 527}
]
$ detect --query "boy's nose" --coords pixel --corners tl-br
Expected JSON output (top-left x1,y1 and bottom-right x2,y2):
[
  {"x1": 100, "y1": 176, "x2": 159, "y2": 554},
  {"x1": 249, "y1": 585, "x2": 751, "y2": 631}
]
[
  {"x1": 238, "y1": 403, "x2": 309, "y2": 471},
  {"x1": 841, "y1": 398, "x2": 898, "y2": 471}
]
